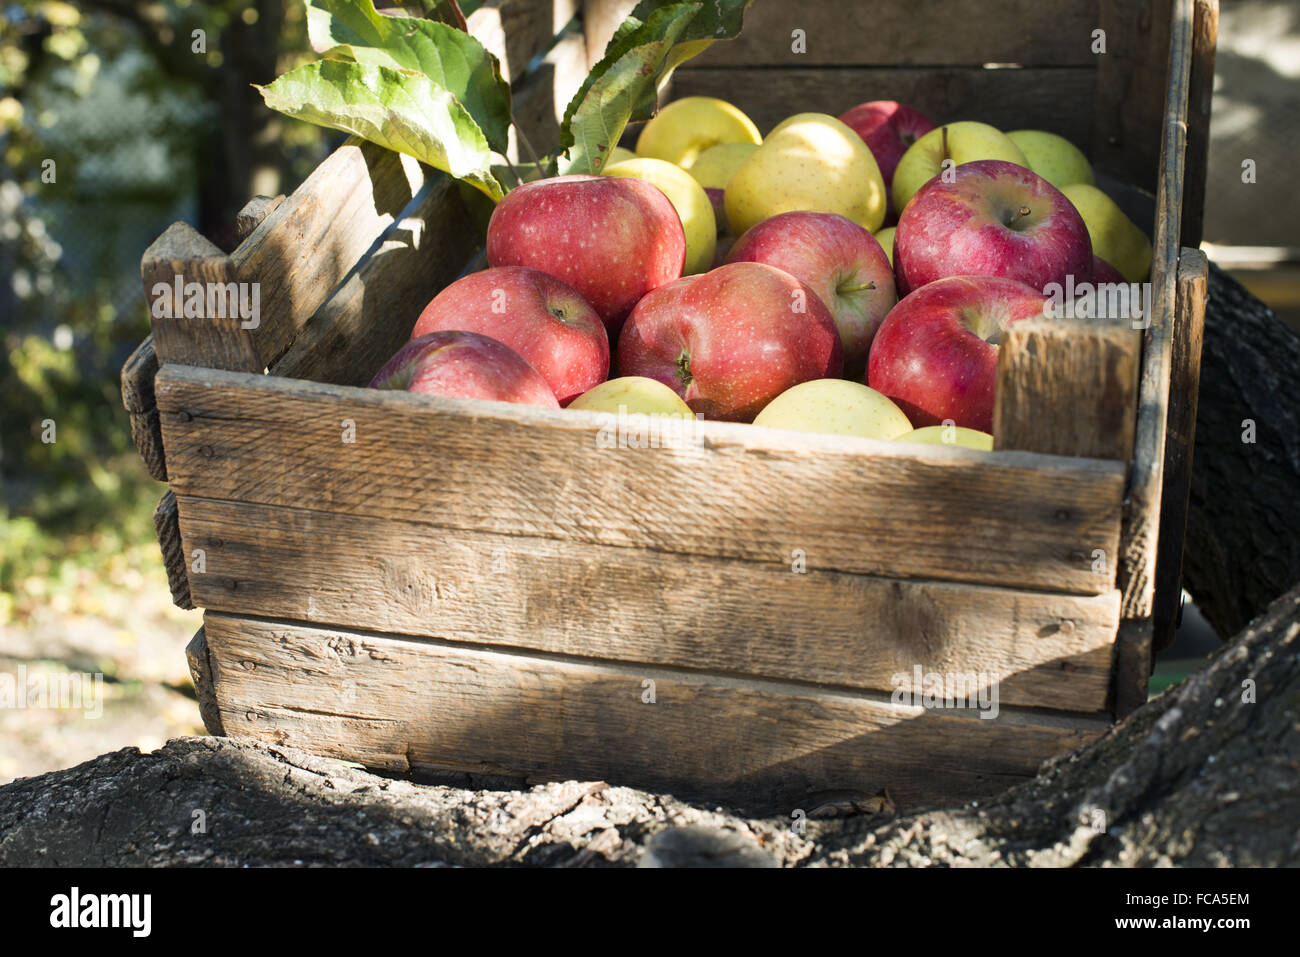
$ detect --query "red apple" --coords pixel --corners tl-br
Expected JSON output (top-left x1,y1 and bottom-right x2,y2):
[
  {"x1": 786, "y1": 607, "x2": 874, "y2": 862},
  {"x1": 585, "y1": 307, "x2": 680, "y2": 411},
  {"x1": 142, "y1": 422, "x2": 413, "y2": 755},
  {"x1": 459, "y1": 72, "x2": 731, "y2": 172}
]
[
  {"x1": 894, "y1": 159, "x2": 1093, "y2": 296},
  {"x1": 1092, "y1": 255, "x2": 1124, "y2": 285},
  {"x1": 370, "y1": 330, "x2": 558, "y2": 408},
  {"x1": 411, "y1": 266, "x2": 609, "y2": 405},
  {"x1": 866, "y1": 276, "x2": 1048, "y2": 432},
  {"x1": 617, "y1": 261, "x2": 843, "y2": 422},
  {"x1": 485, "y1": 174, "x2": 686, "y2": 337},
  {"x1": 726, "y1": 211, "x2": 896, "y2": 377},
  {"x1": 839, "y1": 101, "x2": 937, "y2": 192}
]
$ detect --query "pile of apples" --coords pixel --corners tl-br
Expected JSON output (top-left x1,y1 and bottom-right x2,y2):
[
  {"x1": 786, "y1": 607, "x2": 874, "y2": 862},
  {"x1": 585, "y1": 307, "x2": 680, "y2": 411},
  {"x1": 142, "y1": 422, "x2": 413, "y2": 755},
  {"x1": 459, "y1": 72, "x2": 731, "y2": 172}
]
[{"x1": 371, "y1": 96, "x2": 1154, "y2": 447}]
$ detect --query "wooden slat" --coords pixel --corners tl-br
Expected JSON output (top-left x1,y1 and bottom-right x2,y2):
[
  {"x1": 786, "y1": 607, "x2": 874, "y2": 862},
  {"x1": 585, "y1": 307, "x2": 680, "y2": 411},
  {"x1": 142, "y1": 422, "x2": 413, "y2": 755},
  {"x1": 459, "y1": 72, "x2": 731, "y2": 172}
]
[
  {"x1": 155, "y1": 366, "x2": 1125, "y2": 595},
  {"x1": 670, "y1": 66, "x2": 1097, "y2": 144},
  {"x1": 582, "y1": 0, "x2": 637, "y2": 67},
  {"x1": 185, "y1": 626, "x2": 224, "y2": 736},
  {"x1": 994, "y1": 316, "x2": 1142, "y2": 462},
  {"x1": 269, "y1": 174, "x2": 481, "y2": 388},
  {"x1": 685, "y1": 0, "x2": 1100, "y2": 67},
  {"x1": 234, "y1": 194, "x2": 285, "y2": 244},
  {"x1": 1182, "y1": 0, "x2": 1218, "y2": 246},
  {"x1": 1152, "y1": 248, "x2": 1208, "y2": 654},
  {"x1": 153, "y1": 490, "x2": 193, "y2": 610},
  {"x1": 175, "y1": 497, "x2": 1121, "y2": 711},
  {"x1": 121, "y1": 335, "x2": 166, "y2": 481},
  {"x1": 204, "y1": 613, "x2": 1109, "y2": 809},
  {"x1": 469, "y1": 0, "x2": 580, "y2": 82},
  {"x1": 508, "y1": 29, "x2": 591, "y2": 162}
]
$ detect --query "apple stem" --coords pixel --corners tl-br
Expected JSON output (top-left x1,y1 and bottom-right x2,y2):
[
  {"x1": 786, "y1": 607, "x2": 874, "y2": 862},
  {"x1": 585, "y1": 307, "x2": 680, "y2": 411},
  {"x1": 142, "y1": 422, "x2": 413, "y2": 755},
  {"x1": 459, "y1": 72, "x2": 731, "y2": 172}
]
[
  {"x1": 674, "y1": 349, "x2": 693, "y2": 389},
  {"x1": 941, "y1": 126, "x2": 949, "y2": 160},
  {"x1": 838, "y1": 281, "x2": 877, "y2": 294},
  {"x1": 1008, "y1": 205, "x2": 1032, "y2": 226}
]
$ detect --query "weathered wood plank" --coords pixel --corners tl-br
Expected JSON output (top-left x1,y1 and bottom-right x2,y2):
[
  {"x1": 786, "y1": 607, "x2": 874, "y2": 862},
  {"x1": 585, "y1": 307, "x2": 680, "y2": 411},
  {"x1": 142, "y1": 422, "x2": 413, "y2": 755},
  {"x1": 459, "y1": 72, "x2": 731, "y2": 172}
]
[
  {"x1": 1182, "y1": 0, "x2": 1218, "y2": 246},
  {"x1": 269, "y1": 174, "x2": 481, "y2": 388},
  {"x1": 469, "y1": 0, "x2": 581, "y2": 82},
  {"x1": 1152, "y1": 248, "x2": 1208, "y2": 654},
  {"x1": 204, "y1": 613, "x2": 1109, "y2": 809},
  {"x1": 153, "y1": 490, "x2": 193, "y2": 610},
  {"x1": 684, "y1": 0, "x2": 1101, "y2": 67},
  {"x1": 994, "y1": 315, "x2": 1142, "y2": 462},
  {"x1": 234, "y1": 194, "x2": 285, "y2": 244},
  {"x1": 143, "y1": 223, "x2": 257, "y2": 372},
  {"x1": 185, "y1": 626, "x2": 224, "y2": 736},
  {"x1": 121, "y1": 334, "x2": 166, "y2": 481},
  {"x1": 155, "y1": 366, "x2": 1125, "y2": 594},
  {"x1": 176, "y1": 497, "x2": 1121, "y2": 711},
  {"x1": 508, "y1": 29, "x2": 590, "y2": 162},
  {"x1": 669, "y1": 66, "x2": 1097, "y2": 145}
]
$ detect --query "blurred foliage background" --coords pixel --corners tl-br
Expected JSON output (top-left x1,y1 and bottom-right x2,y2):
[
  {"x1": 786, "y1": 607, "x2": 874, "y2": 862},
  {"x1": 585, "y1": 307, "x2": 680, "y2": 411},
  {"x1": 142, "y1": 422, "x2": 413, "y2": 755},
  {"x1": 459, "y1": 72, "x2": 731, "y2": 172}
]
[{"x1": 0, "y1": 0, "x2": 330, "y2": 780}]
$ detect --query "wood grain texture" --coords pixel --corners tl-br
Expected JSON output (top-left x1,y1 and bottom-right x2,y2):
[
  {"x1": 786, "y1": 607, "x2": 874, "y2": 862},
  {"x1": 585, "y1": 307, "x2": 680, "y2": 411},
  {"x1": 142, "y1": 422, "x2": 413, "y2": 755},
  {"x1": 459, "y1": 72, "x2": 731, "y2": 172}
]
[
  {"x1": 469, "y1": 0, "x2": 580, "y2": 82},
  {"x1": 684, "y1": 0, "x2": 1100, "y2": 67},
  {"x1": 269, "y1": 174, "x2": 481, "y2": 388},
  {"x1": 143, "y1": 222, "x2": 257, "y2": 372},
  {"x1": 203, "y1": 613, "x2": 1109, "y2": 809},
  {"x1": 1152, "y1": 248, "x2": 1208, "y2": 654},
  {"x1": 669, "y1": 66, "x2": 1097, "y2": 144},
  {"x1": 508, "y1": 29, "x2": 590, "y2": 161},
  {"x1": 234, "y1": 194, "x2": 285, "y2": 245},
  {"x1": 1182, "y1": 0, "x2": 1218, "y2": 246},
  {"x1": 581, "y1": 0, "x2": 637, "y2": 67},
  {"x1": 994, "y1": 316, "x2": 1142, "y2": 462},
  {"x1": 185, "y1": 626, "x2": 224, "y2": 736},
  {"x1": 1118, "y1": 0, "x2": 1194, "y2": 623},
  {"x1": 153, "y1": 490, "x2": 193, "y2": 610},
  {"x1": 121, "y1": 334, "x2": 166, "y2": 481},
  {"x1": 222, "y1": 139, "x2": 426, "y2": 370},
  {"x1": 156, "y1": 366, "x2": 1125, "y2": 594},
  {"x1": 175, "y1": 497, "x2": 1121, "y2": 711}
]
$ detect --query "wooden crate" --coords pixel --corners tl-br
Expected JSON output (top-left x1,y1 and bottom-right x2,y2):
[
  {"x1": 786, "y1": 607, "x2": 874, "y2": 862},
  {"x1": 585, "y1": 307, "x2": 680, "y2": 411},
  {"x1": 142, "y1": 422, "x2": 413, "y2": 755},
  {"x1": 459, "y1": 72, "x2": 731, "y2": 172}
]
[{"x1": 124, "y1": 0, "x2": 1218, "y2": 811}]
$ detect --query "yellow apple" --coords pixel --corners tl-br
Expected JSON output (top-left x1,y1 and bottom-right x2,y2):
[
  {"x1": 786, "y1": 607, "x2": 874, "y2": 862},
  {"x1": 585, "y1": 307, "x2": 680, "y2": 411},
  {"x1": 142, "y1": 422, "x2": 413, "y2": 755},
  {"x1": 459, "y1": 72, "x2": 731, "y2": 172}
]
[
  {"x1": 635, "y1": 96, "x2": 761, "y2": 169},
  {"x1": 874, "y1": 226, "x2": 896, "y2": 266},
  {"x1": 568, "y1": 376, "x2": 694, "y2": 417},
  {"x1": 603, "y1": 145, "x2": 637, "y2": 168},
  {"x1": 752, "y1": 379, "x2": 912, "y2": 439},
  {"x1": 892, "y1": 121, "x2": 1027, "y2": 215},
  {"x1": 724, "y1": 113, "x2": 888, "y2": 235},
  {"x1": 688, "y1": 142, "x2": 758, "y2": 190},
  {"x1": 894, "y1": 425, "x2": 993, "y2": 451},
  {"x1": 605, "y1": 157, "x2": 717, "y2": 275},
  {"x1": 1060, "y1": 183, "x2": 1153, "y2": 283},
  {"x1": 1006, "y1": 130, "x2": 1095, "y2": 190}
]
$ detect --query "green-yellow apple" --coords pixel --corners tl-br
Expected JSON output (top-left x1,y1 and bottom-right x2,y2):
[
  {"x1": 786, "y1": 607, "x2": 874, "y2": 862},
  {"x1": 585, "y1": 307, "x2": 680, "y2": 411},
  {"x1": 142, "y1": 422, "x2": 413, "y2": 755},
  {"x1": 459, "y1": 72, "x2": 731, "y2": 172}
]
[
  {"x1": 411, "y1": 265, "x2": 609, "y2": 405},
  {"x1": 486, "y1": 174, "x2": 685, "y2": 337},
  {"x1": 892, "y1": 121, "x2": 1027, "y2": 215},
  {"x1": 617, "y1": 262, "x2": 843, "y2": 422},
  {"x1": 636, "y1": 96, "x2": 761, "y2": 169},
  {"x1": 568, "y1": 376, "x2": 694, "y2": 417},
  {"x1": 604, "y1": 145, "x2": 637, "y2": 167},
  {"x1": 1060, "y1": 183, "x2": 1153, "y2": 282},
  {"x1": 725, "y1": 112, "x2": 888, "y2": 235},
  {"x1": 690, "y1": 142, "x2": 758, "y2": 234},
  {"x1": 605, "y1": 157, "x2": 716, "y2": 275},
  {"x1": 370, "y1": 331, "x2": 558, "y2": 408},
  {"x1": 726, "y1": 211, "x2": 896, "y2": 377},
  {"x1": 894, "y1": 425, "x2": 993, "y2": 451},
  {"x1": 874, "y1": 226, "x2": 896, "y2": 265},
  {"x1": 753, "y1": 379, "x2": 912, "y2": 440},
  {"x1": 1006, "y1": 130, "x2": 1094, "y2": 190}
]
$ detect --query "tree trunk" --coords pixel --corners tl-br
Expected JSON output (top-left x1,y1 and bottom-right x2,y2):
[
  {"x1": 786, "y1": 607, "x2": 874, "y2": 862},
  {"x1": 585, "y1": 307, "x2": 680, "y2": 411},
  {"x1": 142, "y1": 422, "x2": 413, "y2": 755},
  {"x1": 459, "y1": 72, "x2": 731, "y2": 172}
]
[{"x1": 1181, "y1": 262, "x2": 1300, "y2": 637}]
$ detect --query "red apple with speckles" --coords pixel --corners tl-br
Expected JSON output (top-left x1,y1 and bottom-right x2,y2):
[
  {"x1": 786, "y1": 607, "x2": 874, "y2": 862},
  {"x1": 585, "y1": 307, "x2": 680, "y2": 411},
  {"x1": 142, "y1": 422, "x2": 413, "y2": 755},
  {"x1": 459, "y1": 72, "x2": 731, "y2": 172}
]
[
  {"x1": 617, "y1": 261, "x2": 843, "y2": 422},
  {"x1": 1091, "y1": 255, "x2": 1124, "y2": 285},
  {"x1": 370, "y1": 330, "x2": 558, "y2": 408},
  {"x1": 894, "y1": 159, "x2": 1093, "y2": 296},
  {"x1": 486, "y1": 174, "x2": 686, "y2": 337},
  {"x1": 411, "y1": 266, "x2": 608, "y2": 405},
  {"x1": 839, "y1": 100, "x2": 936, "y2": 219},
  {"x1": 866, "y1": 275, "x2": 1048, "y2": 432},
  {"x1": 726, "y1": 211, "x2": 896, "y2": 377}
]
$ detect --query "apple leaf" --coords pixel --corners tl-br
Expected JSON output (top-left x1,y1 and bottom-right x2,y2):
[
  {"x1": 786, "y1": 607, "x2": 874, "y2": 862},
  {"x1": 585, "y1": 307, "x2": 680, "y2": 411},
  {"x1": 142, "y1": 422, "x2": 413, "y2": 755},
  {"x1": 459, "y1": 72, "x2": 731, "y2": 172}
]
[
  {"x1": 256, "y1": 59, "x2": 504, "y2": 201},
  {"x1": 303, "y1": 0, "x2": 511, "y2": 154},
  {"x1": 558, "y1": 0, "x2": 753, "y2": 175}
]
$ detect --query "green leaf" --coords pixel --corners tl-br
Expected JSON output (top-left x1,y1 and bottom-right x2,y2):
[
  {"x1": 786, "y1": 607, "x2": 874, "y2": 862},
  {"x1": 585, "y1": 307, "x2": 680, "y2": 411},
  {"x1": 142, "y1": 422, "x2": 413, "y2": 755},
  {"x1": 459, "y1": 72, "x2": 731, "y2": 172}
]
[
  {"x1": 305, "y1": 0, "x2": 511, "y2": 153},
  {"x1": 558, "y1": 0, "x2": 753, "y2": 175},
  {"x1": 256, "y1": 59, "x2": 503, "y2": 201}
]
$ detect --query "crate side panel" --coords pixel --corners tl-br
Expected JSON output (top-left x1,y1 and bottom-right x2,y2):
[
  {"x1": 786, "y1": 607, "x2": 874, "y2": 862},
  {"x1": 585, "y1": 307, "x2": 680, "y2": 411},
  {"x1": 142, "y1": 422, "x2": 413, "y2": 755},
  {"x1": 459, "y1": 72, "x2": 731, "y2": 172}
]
[
  {"x1": 178, "y1": 497, "x2": 1121, "y2": 712},
  {"x1": 204, "y1": 614, "x2": 1108, "y2": 810},
  {"x1": 156, "y1": 367, "x2": 1126, "y2": 595}
]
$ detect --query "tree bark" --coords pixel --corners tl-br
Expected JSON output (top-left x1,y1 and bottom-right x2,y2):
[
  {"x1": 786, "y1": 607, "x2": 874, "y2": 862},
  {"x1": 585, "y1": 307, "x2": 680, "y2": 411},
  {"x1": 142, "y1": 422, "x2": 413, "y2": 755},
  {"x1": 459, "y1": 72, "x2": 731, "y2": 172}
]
[{"x1": 1181, "y1": 262, "x2": 1300, "y2": 638}]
